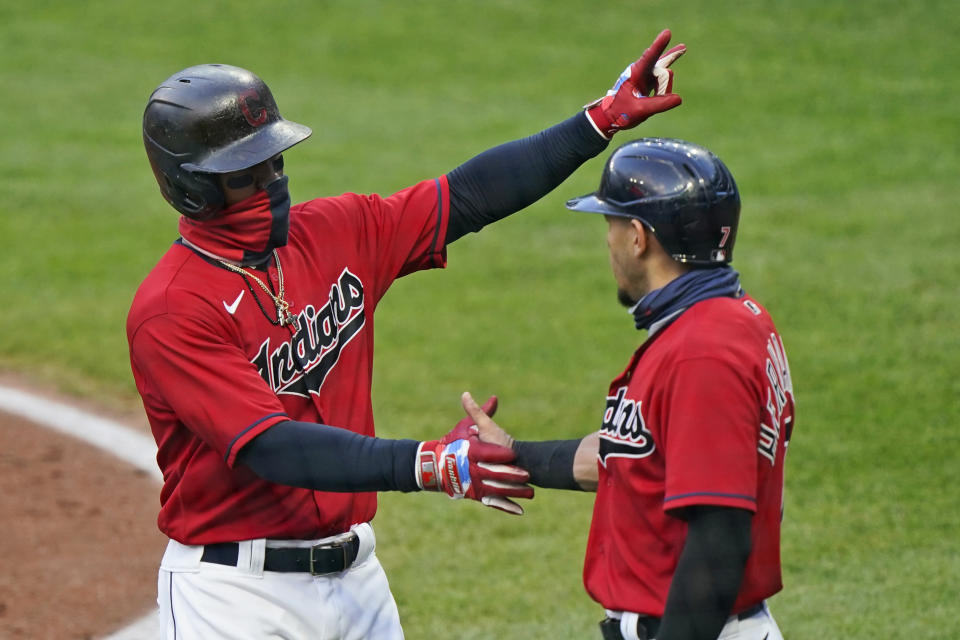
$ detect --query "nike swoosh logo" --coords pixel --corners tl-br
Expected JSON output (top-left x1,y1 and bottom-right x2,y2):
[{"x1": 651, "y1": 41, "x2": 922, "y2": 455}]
[{"x1": 223, "y1": 290, "x2": 245, "y2": 315}]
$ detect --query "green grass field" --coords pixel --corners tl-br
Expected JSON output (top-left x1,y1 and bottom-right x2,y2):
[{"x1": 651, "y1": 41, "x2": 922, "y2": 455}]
[{"x1": 2, "y1": 1, "x2": 958, "y2": 637}]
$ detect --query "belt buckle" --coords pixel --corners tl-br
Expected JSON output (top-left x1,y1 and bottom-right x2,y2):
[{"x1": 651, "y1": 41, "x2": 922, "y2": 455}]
[{"x1": 308, "y1": 531, "x2": 354, "y2": 576}]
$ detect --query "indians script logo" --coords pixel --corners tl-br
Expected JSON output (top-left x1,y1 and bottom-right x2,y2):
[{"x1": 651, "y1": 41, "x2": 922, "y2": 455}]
[
  {"x1": 598, "y1": 386, "x2": 655, "y2": 465},
  {"x1": 252, "y1": 268, "x2": 365, "y2": 397}
]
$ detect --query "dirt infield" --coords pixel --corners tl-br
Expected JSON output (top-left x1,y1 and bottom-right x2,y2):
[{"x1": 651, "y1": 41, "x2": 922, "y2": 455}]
[{"x1": 0, "y1": 410, "x2": 165, "y2": 639}]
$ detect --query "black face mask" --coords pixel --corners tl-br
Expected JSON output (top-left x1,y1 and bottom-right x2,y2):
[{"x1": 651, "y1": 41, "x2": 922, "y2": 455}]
[{"x1": 261, "y1": 174, "x2": 292, "y2": 255}]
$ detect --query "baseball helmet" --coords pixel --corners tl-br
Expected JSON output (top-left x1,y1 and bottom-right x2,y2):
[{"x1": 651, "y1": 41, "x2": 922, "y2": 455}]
[
  {"x1": 143, "y1": 64, "x2": 312, "y2": 219},
  {"x1": 566, "y1": 138, "x2": 740, "y2": 265}
]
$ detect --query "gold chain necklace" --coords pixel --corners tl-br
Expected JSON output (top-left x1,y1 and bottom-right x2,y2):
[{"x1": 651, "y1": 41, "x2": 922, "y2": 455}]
[{"x1": 216, "y1": 250, "x2": 296, "y2": 327}]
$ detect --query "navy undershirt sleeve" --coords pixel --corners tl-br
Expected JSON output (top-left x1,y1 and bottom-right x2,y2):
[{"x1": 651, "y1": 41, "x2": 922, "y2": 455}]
[
  {"x1": 445, "y1": 112, "x2": 609, "y2": 243},
  {"x1": 513, "y1": 439, "x2": 583, "y2": 490},
  {"x1": 656, "y1": 506, "x2": 753, "y2": 640},
  {"x1": 236, "y1": 420, "x2": 421, "y2": 492}
]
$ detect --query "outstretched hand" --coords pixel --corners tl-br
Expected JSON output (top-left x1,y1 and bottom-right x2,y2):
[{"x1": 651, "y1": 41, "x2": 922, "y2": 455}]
[
  {"x1": 416, "y1": 395, "x2": 533, "y2": 515},
  {"x1": 460, "y1": 391, "x2": 515, "y2": 450},
  {"x1": 585, "y1": 28, "x2": 686, "y2": 139}
]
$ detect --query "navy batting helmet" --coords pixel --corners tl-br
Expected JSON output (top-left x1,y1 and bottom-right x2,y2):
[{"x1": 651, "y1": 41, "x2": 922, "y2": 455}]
[
  {"x1": 142, "y1": 64, "x2": 312, "y2": 219},
  {"x1": 566, "y1": 138, "x2": 740, "y2": 265}
]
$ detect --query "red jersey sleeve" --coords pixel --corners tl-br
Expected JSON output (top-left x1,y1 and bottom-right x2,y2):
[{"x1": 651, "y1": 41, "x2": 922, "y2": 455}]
[
  {"x1": 342, "y1": 177, "x2": 449, "y2": 301},
  {"x1": 294, "y1": 176, "x2": 450, "y2": 304},
  {"x1": 369, "y1": 176, "x2": 450, "y2": 287},
  {"x1": 130, "y1": 312, "x2": 290, "y2": 467},
  {"x1": 661, "y1": 356, "x2": 760, "y2": 513}
]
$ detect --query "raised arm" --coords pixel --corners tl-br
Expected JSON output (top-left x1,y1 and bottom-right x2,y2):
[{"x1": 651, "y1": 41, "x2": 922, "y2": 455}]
[{"x1": 445, "y1": 29, "x2": 685, "y2": 243}]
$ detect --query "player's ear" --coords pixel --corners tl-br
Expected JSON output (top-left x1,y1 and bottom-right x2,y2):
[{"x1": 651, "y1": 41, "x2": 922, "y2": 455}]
[{"x1": 630, "y1": 219, "x2": 649, "y2": 257}]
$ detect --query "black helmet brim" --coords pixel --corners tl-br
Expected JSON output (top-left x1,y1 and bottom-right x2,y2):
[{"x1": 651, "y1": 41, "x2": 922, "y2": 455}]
[
  {"x1": 566, "y1": 193, "x2": 621, "y2": 216},
  {"x1": 182, "y1": 119, "x2": 313, "y2": 174},
  {"x1": 565, "y1": 194, "x2": 655, "y2": 226}
]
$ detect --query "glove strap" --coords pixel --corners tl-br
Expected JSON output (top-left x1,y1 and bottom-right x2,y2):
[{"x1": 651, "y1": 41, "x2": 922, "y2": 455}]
[
  {"x1": 415, "y1": 440, "x2": 472, "y2": 498},
  {"x1": 416, "y1": 442, "x2": 441, "y2": 491},
  {"x1": 583, "y1": 105, "x2": 613, "y2": 140}
]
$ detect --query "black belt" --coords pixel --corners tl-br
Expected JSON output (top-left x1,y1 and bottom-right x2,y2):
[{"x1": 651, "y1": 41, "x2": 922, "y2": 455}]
[
  {"x1": 201, "y1": 532, "x2": 360, "y2": 576},
  {"x1": 599, "y1": 602, "x2": 765, "y2": 640}
]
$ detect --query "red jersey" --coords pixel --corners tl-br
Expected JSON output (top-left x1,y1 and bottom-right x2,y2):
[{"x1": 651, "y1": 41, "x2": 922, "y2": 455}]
[
  {"x1": 127, "y1": 177, "x2": 450, "y2": 544},
  {"x1": 583, "y1": 294, "x2": 795, "y2": 615}
]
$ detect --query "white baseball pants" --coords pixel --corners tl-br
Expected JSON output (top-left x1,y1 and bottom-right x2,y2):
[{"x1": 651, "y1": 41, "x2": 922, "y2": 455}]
[
  {"x1": 156, "y1": 523, "x2": 403, "y2": 640},
  {"x1": 716, "y1": 602, "x2": 784, "y2": 640}
]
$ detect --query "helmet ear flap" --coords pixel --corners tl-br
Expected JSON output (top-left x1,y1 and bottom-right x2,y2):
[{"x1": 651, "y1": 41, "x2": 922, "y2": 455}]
[
  {"x1": 154, "y1": 168, "x2": 224, "y2": 220},
  {"x1": 174, "y1": 170, "x2": 225, "y2": 220},
  {"x1": 145, "y1": 132, "x2": 226, "y2": 219}
]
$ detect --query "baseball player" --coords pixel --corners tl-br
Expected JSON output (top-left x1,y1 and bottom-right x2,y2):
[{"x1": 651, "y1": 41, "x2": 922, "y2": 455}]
[
  {"x1": 461, "y1": 139, "x2": 795, "y2": 640},
  {"x1": 127, "y1": 30, "x2": 686, "y2": 639}
]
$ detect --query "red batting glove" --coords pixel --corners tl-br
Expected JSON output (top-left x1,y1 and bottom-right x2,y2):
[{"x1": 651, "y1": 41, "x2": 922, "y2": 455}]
[
  {"x1": 584, "y1": 29, "x2": 686, "y2": 139},
  {"x1": 416, "y1": 396, "x2": 534, "y2": 515}
]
